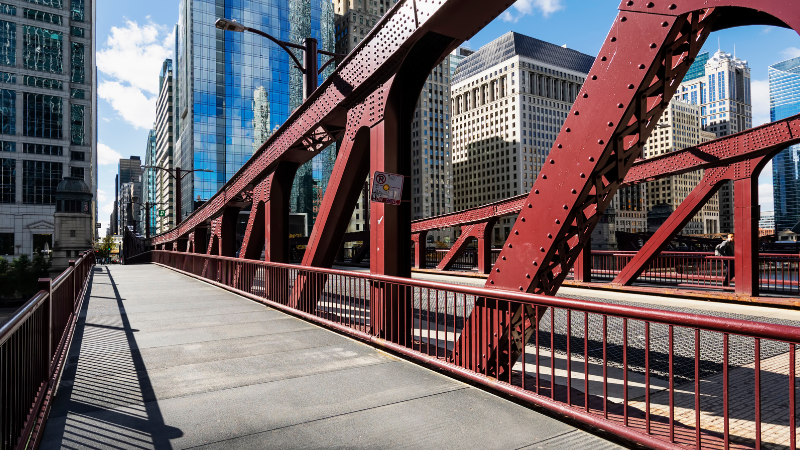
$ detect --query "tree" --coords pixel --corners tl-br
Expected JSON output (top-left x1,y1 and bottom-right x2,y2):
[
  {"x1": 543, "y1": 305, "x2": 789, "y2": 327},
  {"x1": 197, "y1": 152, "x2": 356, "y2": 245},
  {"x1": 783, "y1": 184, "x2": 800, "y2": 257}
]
[{"x1": 96, "y1": 235, "x2": 116, "y2": 259}]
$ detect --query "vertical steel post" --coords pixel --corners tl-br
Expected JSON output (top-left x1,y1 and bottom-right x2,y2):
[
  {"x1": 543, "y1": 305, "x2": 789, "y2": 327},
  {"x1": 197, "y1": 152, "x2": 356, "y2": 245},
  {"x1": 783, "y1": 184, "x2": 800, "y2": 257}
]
[
  {"x1": 573, "y1": 236, "x2": 592, "y2": 283},
  {"x1": 175, "y1": 167, "x2": 182, "y2": 223},
  {"x1": 38, "y1": 277, "x2": 52, "y2": 374},
  {"x1": 476, "y1": 219, "x2": 497, "y2": 274},
  {"x1": 734, "y1": 177, "x2": 759, "y2": 296},
  {"x1": 145, "y1": 202, "x2": 151, "y2": 239},
  {"x1": 303, "y1": 38, "x2": 318, "y2": 101},
  {"x1": 412, "y1": 231, "x2": 428, "y2": 268}
]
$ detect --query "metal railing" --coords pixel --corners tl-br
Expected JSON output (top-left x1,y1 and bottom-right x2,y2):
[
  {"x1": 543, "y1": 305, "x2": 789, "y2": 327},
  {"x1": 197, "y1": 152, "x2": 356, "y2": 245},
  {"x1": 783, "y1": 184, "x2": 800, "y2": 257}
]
[
  {"x1": 420, "y1": 248, "x2": 800, "y2": 295},
  {"x1": 0, "y1": 251, "x2": 94, "y2": 450},
  {"x1": 148, "y1": 250, "x2": 800, "y2": 449}
]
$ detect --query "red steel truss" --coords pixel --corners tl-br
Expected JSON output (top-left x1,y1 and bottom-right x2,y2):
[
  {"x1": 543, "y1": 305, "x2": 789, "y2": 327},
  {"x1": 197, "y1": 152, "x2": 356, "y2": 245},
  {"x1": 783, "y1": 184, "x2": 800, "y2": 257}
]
[{"x1": 128, "y1": 0, "x2": 800, "y2": 387}]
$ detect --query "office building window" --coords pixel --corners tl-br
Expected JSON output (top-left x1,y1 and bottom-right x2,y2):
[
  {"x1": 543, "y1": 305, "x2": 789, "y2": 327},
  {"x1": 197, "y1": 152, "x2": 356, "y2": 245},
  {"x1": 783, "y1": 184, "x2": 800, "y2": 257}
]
[
  {"x1": 24, "y1": 0, "x2": 62, "y2": 8},
  {"x1": 23, "y1": 74, "x2": 62, "y2": 90},
  {"x1": 0, "y1": 140, "x2": 13, "y2": 151},
  {"x1": 0, "y1": 20, "x2": 15, "y2": 67},
  {"x1": 70, "y1": 42, "x2": 83, "y2": 83},
  {"x1": 23, "y1": 25, "x2": 63, "y2": 74},
  {"x1": 22, "y1": 8, "x2": 62, "y2": 25},
  {"x1": 0, "y1": 157, "x2": 13, "y2": 202},
  {"x1": 0, "y1": 232, "x2": 12, "y2": 255},
  {"x1": 23, "y1": 143, "x2": 61, "y2": 155},
  {"x1": 69, "y1": 150, "x2": 83, "y2": 160},
  {"x1": 69, "y1": 0, "x2": 82, "y2": 21},
  {"x1": 0, "y1": 3, "x2": 14, "y2": 16},
  {"x1": 69, "y1": 88, "x2": 84, "y2": 99},
  {"x1": 70, "y1": 103, "x2": 83, "y2": 144},
  {"x1": 0, "y1": 89, "x2": 14, "y2": 135},
  {"x1": 69, "y1": 165, "x2": 83, "y2": 180},
  {"x1": 69, "y1": 26, "x2": 83, "y2": 37},
  {"x1": 24, "y1": 92, "x2": 62, "y2": 139},
  {"x1": 23, "y1": 160, "x2": 60, "y2": 204},
  {"x1": 0, "y1": 71, "x2": 13, "y2": 84}
]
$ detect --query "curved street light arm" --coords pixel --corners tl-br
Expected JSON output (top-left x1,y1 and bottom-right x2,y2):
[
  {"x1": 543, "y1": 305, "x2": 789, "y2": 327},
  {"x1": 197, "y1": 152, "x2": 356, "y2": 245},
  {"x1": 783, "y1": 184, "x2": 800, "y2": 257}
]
[
  {"x1": 318, "y1": 54, "x2": 345, "y2": 75},
  {"x1": 244, "y1": 26, "x2": 306, "y2": 73}
]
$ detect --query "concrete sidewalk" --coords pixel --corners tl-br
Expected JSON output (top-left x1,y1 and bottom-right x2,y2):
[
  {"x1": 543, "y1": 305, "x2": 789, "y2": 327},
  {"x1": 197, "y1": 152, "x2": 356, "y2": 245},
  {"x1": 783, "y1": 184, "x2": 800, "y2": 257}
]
[{"x1": 40, "y1": 264, "x2": 622, "y2": 449}]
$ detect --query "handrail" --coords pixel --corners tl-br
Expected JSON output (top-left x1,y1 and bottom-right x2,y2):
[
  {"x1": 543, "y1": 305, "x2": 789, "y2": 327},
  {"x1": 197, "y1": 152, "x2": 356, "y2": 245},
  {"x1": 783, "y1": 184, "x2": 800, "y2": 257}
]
[
  {"x1": 0, "y1": 291, "x2": 48, "y2": 347},
  {"x1": 152, "y1": 250, "x2": 800, "y2": 342}
]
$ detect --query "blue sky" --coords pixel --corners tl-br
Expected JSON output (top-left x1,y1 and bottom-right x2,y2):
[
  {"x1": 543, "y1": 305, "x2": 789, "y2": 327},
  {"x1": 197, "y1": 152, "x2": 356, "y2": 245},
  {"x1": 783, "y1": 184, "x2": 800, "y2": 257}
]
[{"x1": 95, "y1": 0, "x2": 800, "y2": 227}]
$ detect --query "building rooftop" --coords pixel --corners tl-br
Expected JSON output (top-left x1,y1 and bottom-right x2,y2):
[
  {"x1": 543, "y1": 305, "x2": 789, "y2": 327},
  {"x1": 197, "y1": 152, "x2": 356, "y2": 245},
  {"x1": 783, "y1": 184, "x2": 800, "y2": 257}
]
[{"x1": 452, "y1": 31, "x2": 595, "y2": 84}]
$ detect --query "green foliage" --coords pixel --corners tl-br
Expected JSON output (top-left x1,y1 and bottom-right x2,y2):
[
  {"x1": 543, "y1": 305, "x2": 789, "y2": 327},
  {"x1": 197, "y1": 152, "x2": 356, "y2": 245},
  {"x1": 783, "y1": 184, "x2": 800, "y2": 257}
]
[
  {"x1": 95, "y1": 235, "x2": 116, "y2": 258},
  {"x1": 0, "y1": 254, "x2": 51, "y2": 300}
]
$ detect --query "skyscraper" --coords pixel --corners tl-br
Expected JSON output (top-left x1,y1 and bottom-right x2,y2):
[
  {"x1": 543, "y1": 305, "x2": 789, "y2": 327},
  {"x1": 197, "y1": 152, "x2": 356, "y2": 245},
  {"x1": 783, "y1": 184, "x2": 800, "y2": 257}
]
[
  {"x1": 173, "y1": 0, "x2": 336, "y2": 223},
  {"x1": 116, "y1": 156, "x2": 142, "y2": 233},
  {"x1": 451, "y1": 32, "x2": 592, "y2": 244},
  {"x1": 769, "y1": 56, "x2": 800, "y2": 233},
  {"x1": 155, "y1": 58, "x2": 174, "y2": 233},
  {"x1": 0, "y1": 0, "x2": 97, "y2": 257},
  {"x1": 142, "y1": 128, "x2": 157, "y2": 234},
  {"x1": 679, "y1": 49, "x2": 752, "y2": 233}
]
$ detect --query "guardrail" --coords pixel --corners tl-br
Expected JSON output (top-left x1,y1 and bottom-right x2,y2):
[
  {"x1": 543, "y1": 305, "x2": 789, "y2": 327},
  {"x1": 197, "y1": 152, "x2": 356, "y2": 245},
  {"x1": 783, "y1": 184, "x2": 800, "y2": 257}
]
[
  {"x1": 0, "y1": 251, "x2": 94, "y2": 450},
  {"x1": 147, "y1": 249, "x2": 800, "y2": 449},
  {"x1": 421, "y1": 249, "x2": 800, "y2": 295}
]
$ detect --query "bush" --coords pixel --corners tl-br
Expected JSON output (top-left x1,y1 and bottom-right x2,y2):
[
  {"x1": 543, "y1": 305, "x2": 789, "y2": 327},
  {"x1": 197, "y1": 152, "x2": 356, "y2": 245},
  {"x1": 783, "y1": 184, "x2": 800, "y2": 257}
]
[{"x1": 0, "y1": 254, "x2": 51, "y2": 300}]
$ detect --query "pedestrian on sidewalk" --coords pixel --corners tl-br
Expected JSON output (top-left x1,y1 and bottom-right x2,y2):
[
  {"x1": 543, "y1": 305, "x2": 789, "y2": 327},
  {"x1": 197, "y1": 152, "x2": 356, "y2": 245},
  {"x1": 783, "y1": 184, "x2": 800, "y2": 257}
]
[{"x1": 715, "y1": 233, "x2": 735, "y2": 287}]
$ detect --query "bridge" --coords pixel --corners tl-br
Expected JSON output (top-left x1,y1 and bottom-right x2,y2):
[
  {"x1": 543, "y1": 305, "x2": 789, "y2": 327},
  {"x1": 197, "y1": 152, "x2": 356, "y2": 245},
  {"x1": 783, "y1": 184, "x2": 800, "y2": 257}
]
[{"x1": 4, "y1": 0, "x2": 800, "y2": 448}]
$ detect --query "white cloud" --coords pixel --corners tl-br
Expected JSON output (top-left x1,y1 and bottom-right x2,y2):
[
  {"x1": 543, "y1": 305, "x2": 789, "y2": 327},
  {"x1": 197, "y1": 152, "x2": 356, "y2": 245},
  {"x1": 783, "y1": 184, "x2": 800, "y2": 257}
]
[
  {"x1": 502, "y1": 0, "x2": 563, "y2": 22},
  {"x1": 98, "y1": 81, "x2": 156, "y2": 129},
  {"x1": 100, "y1": 201, "x2": 114, "y2": 218},
  {"x1": 97, "y1": 189, "x2": 108, "y2": 203},
  {"x1": 782, "y1": 47, "x2": 800, "y2": 60},
  {"x1": 751, "y1": 79, "x2": 770, "y2": 127},
  {"x1": 759, "y1": 161, "x2": 774, "y2": 211},
  {"x1": 98, "y1": 142, "x2": 122, "y2": 165},
  {"x1": 96, "y1": 20, "x2": 173, "y2": 128}
]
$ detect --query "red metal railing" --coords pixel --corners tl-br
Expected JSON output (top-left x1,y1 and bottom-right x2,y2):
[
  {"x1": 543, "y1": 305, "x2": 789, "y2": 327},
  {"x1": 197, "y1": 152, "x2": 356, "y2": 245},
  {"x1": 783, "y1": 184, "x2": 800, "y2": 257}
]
[
  {"x1": 420, "y1": 248, "x2": 800, "y2": 295},
  {"x1": 0, "y1": 251, "x2": 94, "y2": 450},
  {"x1": 149, "y1": 250, "x2": 800, "y2": 450}
]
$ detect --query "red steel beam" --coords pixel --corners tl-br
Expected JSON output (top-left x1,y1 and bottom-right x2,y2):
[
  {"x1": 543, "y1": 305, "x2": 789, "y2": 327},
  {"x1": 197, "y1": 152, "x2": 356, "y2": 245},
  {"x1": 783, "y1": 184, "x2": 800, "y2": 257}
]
[{"x1": 151, "y1": 0, "x2": 512, "y2": 247}]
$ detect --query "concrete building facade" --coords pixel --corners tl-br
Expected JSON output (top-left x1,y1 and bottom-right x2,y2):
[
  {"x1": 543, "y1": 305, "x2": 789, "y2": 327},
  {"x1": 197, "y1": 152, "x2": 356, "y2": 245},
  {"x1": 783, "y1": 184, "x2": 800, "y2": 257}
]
[
  {"x1": 0, "y1": 0, "x2": 97, "y2": 258},
  {"x1": 155, "y1": 58, "x2": 174, "y2": 234},
  {"x1": 451, "y1": 32, "x2": 592, "y2": 245}
]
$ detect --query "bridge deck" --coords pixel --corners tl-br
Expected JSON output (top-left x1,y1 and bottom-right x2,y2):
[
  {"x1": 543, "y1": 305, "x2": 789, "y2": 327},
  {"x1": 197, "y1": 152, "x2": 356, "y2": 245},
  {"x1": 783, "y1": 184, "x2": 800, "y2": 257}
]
[{"x1": 39, "y1": 264, "x2": 621, "y2": 449}]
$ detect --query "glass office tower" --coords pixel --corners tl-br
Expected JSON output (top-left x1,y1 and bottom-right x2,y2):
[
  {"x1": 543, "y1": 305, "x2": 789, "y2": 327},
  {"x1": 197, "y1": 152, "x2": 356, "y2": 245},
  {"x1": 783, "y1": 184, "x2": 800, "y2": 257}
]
[
  {"x1": 769, "y1": 56, "x2": 800, "y2": 233},
  {"x1": 173, "y1": 0, "x2": 335, "y2": 226}
]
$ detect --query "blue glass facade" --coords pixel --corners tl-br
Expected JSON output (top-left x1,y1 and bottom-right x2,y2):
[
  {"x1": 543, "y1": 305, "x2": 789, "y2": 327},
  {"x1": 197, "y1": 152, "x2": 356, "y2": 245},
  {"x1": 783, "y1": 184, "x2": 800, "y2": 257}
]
[
  {"x1": 684, "y1": 52, "x2": 709, "y2": 82},
  {"x1": 174, "y1": 0, "x2": 335, "y2": 223},
  {"x1": 770, "y1": 57, "x2": 800, "y2": 232}
]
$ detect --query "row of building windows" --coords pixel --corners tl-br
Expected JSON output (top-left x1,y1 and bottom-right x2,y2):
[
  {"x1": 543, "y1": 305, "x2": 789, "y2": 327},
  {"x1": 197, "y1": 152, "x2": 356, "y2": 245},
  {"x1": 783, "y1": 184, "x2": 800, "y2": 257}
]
[
  {"x1": 0, "y1": 158, "x2": 84, "y2": 204},
  {"x1": 0, "y1": 21, "x2": 86, "y2": 83},
  {"x1": 0, "y1": 89, "x2": 85, "y2": 143}
]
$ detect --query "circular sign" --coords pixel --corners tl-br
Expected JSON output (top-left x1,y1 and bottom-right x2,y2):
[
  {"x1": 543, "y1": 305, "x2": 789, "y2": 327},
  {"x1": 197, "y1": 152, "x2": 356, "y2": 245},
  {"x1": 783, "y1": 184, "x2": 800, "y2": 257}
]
[
  {"x1": 376, "y1": 174, "x2": 386, "y2": 184},
  {"x1": 383, "y1": 184, "x2": 390, "y2": 191}
]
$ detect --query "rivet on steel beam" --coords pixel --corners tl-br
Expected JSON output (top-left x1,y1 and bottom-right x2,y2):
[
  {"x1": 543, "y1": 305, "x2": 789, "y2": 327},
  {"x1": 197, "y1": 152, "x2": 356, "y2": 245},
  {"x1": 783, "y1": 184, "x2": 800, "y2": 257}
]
[
  {"x1": 646, "y1": 1, "x2": 654, "y2": 7},
  {"x1": 626, "y1": 0, "x2": 633, "y2": 5},
  {"x1": 591, "y1": 75, "x2": 597, "y2": 80},
  {"x1": 519, "y1": 287, "x2": 524, "y2": 291},
  {"x1": 628, "y1": 84, "x2": 635, "y2": 89},
  {"x1": 621, "y1": 16, "x2": 627, "y2": 22},
  {"x1": 563, "y1": 205, "x2": 568, "y2": 210},
  {"x1": 598, "y1": 139, "x2": 604, "y2": 144},
  {"x1": 610, "y1": 37, "x2": 616, "y2": 42},
  {"x1": 639, "y1": 64, "x2": 646, "y2": 69},
  {"x1": 601, "y1": 56, "x2": 607, "y2": 61},
  {"x1": 662, "y1": 21, "x2": 669, "y2": 27},
  {"x1": 533, "y1": 261, "x2": 538, "y2": 266},
  {"x1": 502, "y1": 256, "x2": 506, "y2": 260},
  {"x1": 555, "y1": 219, "x2": 560, "y2": 224},
  {"x1": 542, "y1": 174, "x2": 547, "y2": 179},
  {"x1": 540, "y1": 247, "x2": 545, "y2": 252},
  {"x1": 566, "y1": 128, "x2": 571, "y2": 132},
  {"x1": 669, "y1": 4, "x2": 676, "y2": 9},
  {"x1": 514, "y1": 230, "x2": 519, "y2": 235},
  {"x1": 582, "y1": 93, "x2": 588, "y2": 98},
  {"x1": 526, "y1": 273, "x2": 530, "y2": 278},
  {"x1": 557, "y1": 144, "x2": 563, "y2": 148},
  {"x1": 618, "y1": 103, "x2": 624, "y2": 108},
  {"x1": 580, "y1": 173, "x2": 585, "y2": 178},
  {"x1": 650, "y1": 43, "x2": 657, "y2": 49},
  {"x1": 547, "y1": 233, "x2": 552, "y2": 238},
  {"x1": 495, "y1": 268, "x2": 500, "y2": 272},
  {"x1": 574, "y1": 111, "x2": 579, "y2": 115},
  {"x1": 571, "y1": 189, "x2": 577, "y2": 194}
]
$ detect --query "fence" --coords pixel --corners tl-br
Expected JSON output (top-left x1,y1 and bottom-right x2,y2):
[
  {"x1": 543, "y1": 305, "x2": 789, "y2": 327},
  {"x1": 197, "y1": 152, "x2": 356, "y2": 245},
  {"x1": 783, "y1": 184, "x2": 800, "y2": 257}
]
[
  {"x1": 149, "y1": 250, "x2": 800, "y2": 449},
  {"x1": 0, "y1": 251, "x2": 94, "y2": 450},
  {"x1": 420, "y1": 248, "x2": 800, "y2": 295}
]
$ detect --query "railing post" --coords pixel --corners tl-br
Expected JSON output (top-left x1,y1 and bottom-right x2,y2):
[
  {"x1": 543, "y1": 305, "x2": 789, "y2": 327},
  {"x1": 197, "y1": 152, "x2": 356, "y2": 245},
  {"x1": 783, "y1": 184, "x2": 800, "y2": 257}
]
[
  {"x1": 733, "y1": 177, "x2": 759, "y2": 296},
  {"x1": 69, "y1": 260, "x2": 76, "y2": 309},
  {"x1": 38, "y1": 277, "x2": 52, "y2": 375}
]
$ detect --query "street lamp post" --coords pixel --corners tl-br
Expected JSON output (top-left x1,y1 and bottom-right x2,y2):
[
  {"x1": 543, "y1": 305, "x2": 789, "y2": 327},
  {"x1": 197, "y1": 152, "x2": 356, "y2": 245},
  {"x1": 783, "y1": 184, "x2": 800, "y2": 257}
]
[
  {"x1": 141, "y1": 166, "x2": 212, "y2": 227},
  {"x1": 215, "y1": 18, "x2": 344, "y2": 101},
  {"x1": 131, "y1": 200, "x2": 170, "y2": 239}
]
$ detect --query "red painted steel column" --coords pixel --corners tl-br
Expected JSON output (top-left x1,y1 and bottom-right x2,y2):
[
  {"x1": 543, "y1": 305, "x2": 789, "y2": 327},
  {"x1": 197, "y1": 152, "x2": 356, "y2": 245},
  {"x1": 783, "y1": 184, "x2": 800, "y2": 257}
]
[
  {"x1": 412, "y1": 231, "x2": 428, "y2": 268},
  {"x1": 476, "y1": 219, "x2": 497, "y2": 274},
  {"x1": 573, "y1": 236, "x2": 592, "y2": 283},
  {"x1": 436, "y1": 224, "x2": 477, "y2": 271},
  {"x1": 613, "y1": 173, "x2": 723, "y2": 285},
  {"x1": 369, "y1": 117, "x2": 412, "y2": 344},
  {"x1": 734, "y1": 177, "x2": 759, "y2": 296}
]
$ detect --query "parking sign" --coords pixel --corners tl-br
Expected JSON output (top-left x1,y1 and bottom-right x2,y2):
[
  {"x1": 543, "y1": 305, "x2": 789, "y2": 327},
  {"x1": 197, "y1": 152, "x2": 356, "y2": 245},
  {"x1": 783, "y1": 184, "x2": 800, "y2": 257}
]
[{"x1": 370, "y1": 171, "x2": 404, "y2": 206}]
